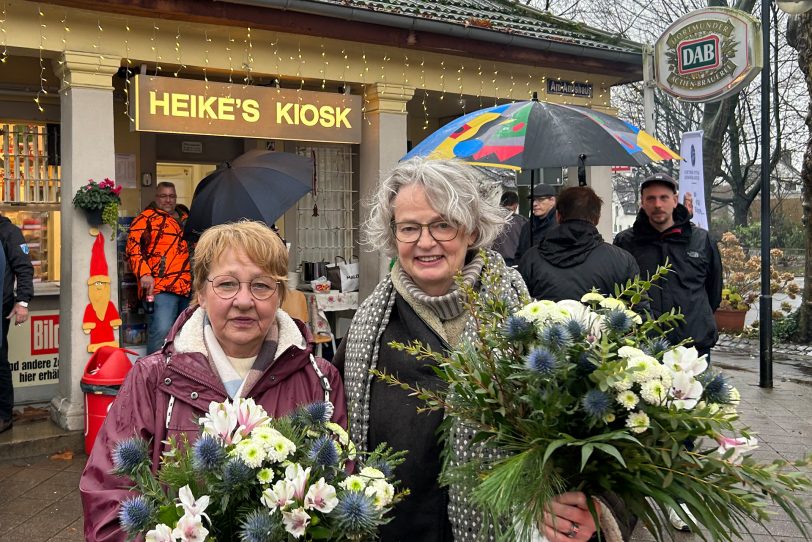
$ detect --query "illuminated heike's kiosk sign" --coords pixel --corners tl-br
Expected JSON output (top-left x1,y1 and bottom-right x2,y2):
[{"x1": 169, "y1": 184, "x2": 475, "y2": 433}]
[{"x1": 132, "y1": 75, "x2": 362, "y2": 144}]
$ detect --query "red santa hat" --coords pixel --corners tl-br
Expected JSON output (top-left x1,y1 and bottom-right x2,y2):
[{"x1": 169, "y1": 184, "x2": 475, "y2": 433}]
[{"x1": 87, "y1": 233, "x2": 110, "y2": 285}]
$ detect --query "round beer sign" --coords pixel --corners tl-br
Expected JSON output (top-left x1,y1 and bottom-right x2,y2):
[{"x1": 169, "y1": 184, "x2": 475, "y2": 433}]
[{"x1": 654, "y1": 7, "x2": 762, "y2": 102}]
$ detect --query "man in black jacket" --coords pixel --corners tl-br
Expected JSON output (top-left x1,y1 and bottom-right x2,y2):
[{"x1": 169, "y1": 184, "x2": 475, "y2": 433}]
[
  {"x1": 0, "y1": 215, "x2": 34, "y2": 433},
  {"x1": 514, "y1": 184, "x2": 557, "y2": 263},
  {"x1": 519, "y1": 186, "x2": 639, "y2": 301},
  {"x1": 614, "y1": 173, "x2": 722, "y2": 359},
  {"x1": 492, "y1": 191, "x2": 528, "y2": 266}
]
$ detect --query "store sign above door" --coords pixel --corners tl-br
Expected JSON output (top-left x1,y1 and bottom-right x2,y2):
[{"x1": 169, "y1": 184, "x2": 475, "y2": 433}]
[
  {"x1": 132, "y1": 76, "x2": 362, "y2": 144},
  {"x1": 654, "y1": 7, "x2": 762, "y2": 102}
]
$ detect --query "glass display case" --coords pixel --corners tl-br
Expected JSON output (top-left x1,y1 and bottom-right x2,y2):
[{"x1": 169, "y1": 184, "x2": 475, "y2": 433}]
[
  {"x1": 117, "y1": 215, "x2": 148, "y2": 350},
  {"x1": 1, "y1": 207, "x2": 60, "y2": 286}
]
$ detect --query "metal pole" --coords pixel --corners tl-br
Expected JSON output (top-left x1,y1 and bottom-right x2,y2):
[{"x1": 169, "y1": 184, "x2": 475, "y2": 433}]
[
  {"x1": 759, "y1": 0, "x2": 773, "y2": 388},
  {"x1": 642, "y1": 44, "x2": 657, "y2": 135}
]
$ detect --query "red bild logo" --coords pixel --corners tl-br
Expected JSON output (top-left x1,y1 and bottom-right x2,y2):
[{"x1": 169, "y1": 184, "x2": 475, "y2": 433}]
[{"x1": 31, "y1": 315, "x2": 59, "y2": 355}]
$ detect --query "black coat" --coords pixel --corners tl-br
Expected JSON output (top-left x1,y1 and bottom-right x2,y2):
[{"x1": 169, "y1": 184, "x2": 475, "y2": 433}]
[
  {"x1": 519, "y1": 220, "x2": 639, "y2": 302},
  {"x1": 0, "y1": 216, "x2": 34, "y2": 309},
  {"x1": 614, "y1": 205, "x2": 722, "y2": 352},
  {"x1": 514, "y1": 210, "x2": 556, "y2": 263}
]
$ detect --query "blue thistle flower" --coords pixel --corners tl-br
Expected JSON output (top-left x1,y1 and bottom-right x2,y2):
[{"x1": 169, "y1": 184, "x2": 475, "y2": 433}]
[
  {"x1": 644, "y1": 337, "x2": 671, "y2": 357},
  {"x1": 192, "y1": 434, "x2": 226, "y2": 472},
  {"x1": 118, "y1": 495, "x2": 155, "y2": 534},
  {"x1": 564, "y1": 318, "x2": 586, "y2": 340},
  {"x1": 239, "y1": 509, "x2": 279, "y2": 542},
  {"x1": 603, "y1": 309, "x2": 633, "y2": 334},
  {"x1": 308, "y1": 436, "x2": 340, "y2": 467},
  {"x1": 582, "y1": 389, "x2": 612, "y2": 420},
  {"x1": 293, "y1": 401, "x2": 334, "y2": 426},
  {"x1": 701, "y1": 372, "x2": 731, "y2": 404},
  {"x1": 503, "y1": 315, "x2": 535, "y2": 342},
  {"x1": 333, "y1": 491, "x2": 378, "y2": 534},
  {"x1": 222, "y1": 458, "x2": 254, "y2": 490},
  {"x1": 576, "y1": 351, "x2": 597, "y2": 374},
  {"x1": 526, "y1": 347, "x2": 557, "y2": 375},
  {"x1": 365, "y1": 457, "x2": 394, "y2": 479},
  {"x1": 111, "y1": 437, "x2": 149, "y2": 476},
  {"x1": 541, "y1": 323, "x2": 572, "y2": 351}
]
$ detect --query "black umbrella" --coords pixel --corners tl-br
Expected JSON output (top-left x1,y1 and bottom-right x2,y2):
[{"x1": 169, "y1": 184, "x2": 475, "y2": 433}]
[{"x1": 184, "y1": 150, "x2": 313, "y2": 242}]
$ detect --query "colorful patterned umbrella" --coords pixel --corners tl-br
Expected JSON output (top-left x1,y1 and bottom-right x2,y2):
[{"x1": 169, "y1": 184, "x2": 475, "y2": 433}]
[{"x1": 404, "y1": 99, "x2": 680, "y2": 170}]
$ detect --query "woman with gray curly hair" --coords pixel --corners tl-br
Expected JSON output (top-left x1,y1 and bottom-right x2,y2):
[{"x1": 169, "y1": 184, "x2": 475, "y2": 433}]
[{"x1": 333, "y1": 158, "x2": 628, "y2": 542}]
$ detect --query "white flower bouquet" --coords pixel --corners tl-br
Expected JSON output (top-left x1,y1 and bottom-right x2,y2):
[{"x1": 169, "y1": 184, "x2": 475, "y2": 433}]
[
  {"x1": 378, "y1": 259, "x2": 812, "y2": 541},
  {"x1": 111, "y1": 398, "x2": 405, "y2": 541}
]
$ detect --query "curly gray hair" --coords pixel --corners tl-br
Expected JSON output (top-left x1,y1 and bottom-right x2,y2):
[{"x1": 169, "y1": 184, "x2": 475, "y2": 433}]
[{"x1": 363, "y1": 157, "x2": 508, "y2": 257}]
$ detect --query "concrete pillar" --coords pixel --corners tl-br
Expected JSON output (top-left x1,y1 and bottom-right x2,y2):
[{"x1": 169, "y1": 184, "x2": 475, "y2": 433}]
[
  {"x1": 358, "y1": 83, "x2": 415, "y2": 298},
  {"x1": 588, "y1": 166, "x2": 614, "y2": 241},
  {"x1": 51, "y1": 51, "x2": 120, "y2": 430}
]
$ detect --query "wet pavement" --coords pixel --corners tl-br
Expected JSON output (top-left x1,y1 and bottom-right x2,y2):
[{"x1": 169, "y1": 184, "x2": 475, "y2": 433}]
[{"x1": 0, "y1": 347, "x2": 809, "y2": 541}]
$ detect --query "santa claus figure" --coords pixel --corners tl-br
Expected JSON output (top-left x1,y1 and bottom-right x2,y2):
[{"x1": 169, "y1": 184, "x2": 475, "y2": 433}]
[{"x1": 82, "y1": 233, "x2": 122, "y2": 352}]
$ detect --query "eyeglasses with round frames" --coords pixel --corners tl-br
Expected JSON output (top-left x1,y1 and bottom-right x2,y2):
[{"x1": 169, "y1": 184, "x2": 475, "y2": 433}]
[
  {"x1": 392, "y1": 221, "x2": 460, "y2": 243},
  {"x1": 206, "y1": 275, "x2": 279, "y2": 300}
]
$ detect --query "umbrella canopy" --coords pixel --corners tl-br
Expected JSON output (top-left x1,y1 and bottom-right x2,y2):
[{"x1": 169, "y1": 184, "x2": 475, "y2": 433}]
[
  {"x1": 403, "y1": 98, "x2": 680, "y2": 171},
  {"x1": 184, "y1": 150, "x2": 313, "y2": 242}
]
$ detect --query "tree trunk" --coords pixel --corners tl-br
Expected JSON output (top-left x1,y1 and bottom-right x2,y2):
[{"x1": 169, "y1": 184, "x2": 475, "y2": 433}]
[{"x1": 787, "y1": 13, "x2": 812, "y2": 342}]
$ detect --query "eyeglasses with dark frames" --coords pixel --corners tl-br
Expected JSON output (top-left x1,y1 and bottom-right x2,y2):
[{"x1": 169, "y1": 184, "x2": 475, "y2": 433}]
[
  {"x1": 392, "y1": 221, "x2": 460, "y2": 243},
  {"x1": 206, "y1": 275, "x2": 279, "y2": 300}
]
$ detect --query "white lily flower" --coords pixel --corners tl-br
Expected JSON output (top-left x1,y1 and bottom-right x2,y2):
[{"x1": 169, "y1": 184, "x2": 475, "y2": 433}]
[
  {"x1": 199, "y1": 401, "x2": 239, "y2": 443},
  {"x1": 145, "y1": 524, "x2": 176, "y2": 542},
  {"x1": 663, "y1": 346, "x2": 708, "y2": 377},
  {"x1": 261, "y1": 479, "x2": 296, "y2": 512},
  {"x1": 715, "y1": 435, "x2": 758, "y2": 464},
  {"x1": 233, "y1": 397, "x2": 271, "y2": 438},
  {"x1": 670, "y1": 372, "x2": 703, "y2": 410},
  {"x1": 282, "y1": 507, "x2": 311, "y2": 539},
  {"x1": 285, "y1": 463, "x2": 311, "y2": 500},
  {"x1": 304, "y1": 478, "x2": 339, "y2": 513},
  {"x1": 172, "y1": 514, "x2": 209, "y2": 542},
  {"x1": 176, "y1": 486, "x2": 210, "y2": 522}
]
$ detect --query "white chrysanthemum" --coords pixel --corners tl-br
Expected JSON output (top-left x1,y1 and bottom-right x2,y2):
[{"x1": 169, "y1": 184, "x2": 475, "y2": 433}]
[
  {"x1": 626, "y1": 411, "x2": 650, "y2": 434},
  {"x1": 359, "y1": 467, "x2": 385, "y2": 481},
  {"x1": 603, "y1": 413, "x2": 616, "y2": 423},
  {"x1": 365, "y1": 479, "x2": 395, "y2": 509},
  {"x1": 264, "y1": 432, "x2": 296, "y2": 463},
  {"x1": 517, "y1": 300, "x2": 568, "y2": 323},
  {"x1": 257, "y1": 468, "x2": 275, "y2": 485},
  {"x1": 728, "y1": 387, "x2": 741, "y2": 404},
  {"x1": 617, "y1": 346, "x2": 646, "y2": 359},
  {"x1": 628, "y1": 356, "x2": 659, "y2": 383},
  {"x1": 640, "y1": 379, "x2": 668, "y2": 405},
  {"x1": 325, "y1": 421, "x2": 357, "y2": 460},
  {"x1": 581, "y1": 292, "x2": 605, "y2": 304},
  {"x1": 610, "y1": 375, "x2": 634, "y2": 392},
  {"x1": 340, "y1": 475, "x2": 367, "y2": 492},
  {"x1": 233, "y1": 439, "x2": 266, "y2": 468},
  {"x1": 556, "y1": 299, "x2": 602, "y2": 337},
  {"x1": 624, "y1": 309, "x2": 643, "y2": 325},
  {"x1": 600, "y1": 297, "x2": 626, "y2": 310},
  {"x1": 651, "y1": 364, "x2": 673, "y2": 388},
  {"x1": 617, "y1": 390, "x2": 639, "y2": 410}
]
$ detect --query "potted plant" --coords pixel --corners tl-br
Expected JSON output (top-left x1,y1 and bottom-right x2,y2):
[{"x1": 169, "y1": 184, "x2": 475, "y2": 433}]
[
  {"x1": 72, "y1": 178, "x2": 122, "y2": 235},
  {"x1": 716, "y1": 231, "x2": 799, "y2": 332}
]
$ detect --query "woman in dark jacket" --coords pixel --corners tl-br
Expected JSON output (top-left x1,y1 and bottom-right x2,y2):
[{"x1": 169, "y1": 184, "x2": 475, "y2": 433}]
[
  {"x1": 334, "y1": 158, "x2": 631, "y2": 542},
  {"x1": 80, "y1": 220, "x2": 346, "y2": 542}
]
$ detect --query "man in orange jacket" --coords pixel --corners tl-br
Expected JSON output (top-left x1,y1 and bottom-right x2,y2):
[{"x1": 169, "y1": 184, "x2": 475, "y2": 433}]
[{"x1": 126, "y1": 182, "x2": 191, "y2": 354}]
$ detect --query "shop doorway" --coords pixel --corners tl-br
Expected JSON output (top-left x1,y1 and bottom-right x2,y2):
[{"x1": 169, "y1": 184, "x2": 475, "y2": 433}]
[{"x1": 155, "y1": 162, "x2": 218, "y2": 210}]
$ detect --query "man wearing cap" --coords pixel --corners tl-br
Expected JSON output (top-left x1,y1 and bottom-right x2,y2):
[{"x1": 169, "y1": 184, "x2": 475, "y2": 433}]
[
  {"x1": 514, "y1": 185, "x2": 557, "y2": 263},
  {"x1": 614, "y1": 173, "x2": 722, "y2": 359}
]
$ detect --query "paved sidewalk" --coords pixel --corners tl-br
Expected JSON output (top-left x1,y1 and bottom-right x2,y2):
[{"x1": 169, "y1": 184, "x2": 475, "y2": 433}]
[{"x1": 0, "y1": 349, "x2": 809, "y2": 541}]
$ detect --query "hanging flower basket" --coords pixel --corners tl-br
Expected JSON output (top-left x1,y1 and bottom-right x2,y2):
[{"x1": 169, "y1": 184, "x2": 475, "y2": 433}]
[
  {"x1": 83, "y1": 207, "x2": 104, "y2": 228},
  {"x1": 72, "y1": 178, "x2": 122, "y2": 236}
]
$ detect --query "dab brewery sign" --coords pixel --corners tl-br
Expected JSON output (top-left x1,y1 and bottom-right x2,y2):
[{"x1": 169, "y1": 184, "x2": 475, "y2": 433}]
[
  {"x1": 132, "y1": 75, "x2": 362, "y2": 144},
  {"x1": 654, "y1": 7, "x2": 762, "y2": 102}
]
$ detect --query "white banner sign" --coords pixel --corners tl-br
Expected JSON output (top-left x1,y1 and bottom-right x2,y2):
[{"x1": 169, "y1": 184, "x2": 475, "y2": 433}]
[
  {"x1": 8, "y1": 310, "x2": 60, "y2": 388},
  {"x1": 679, "y1": 131, "x2": 708, "y2": 230}
]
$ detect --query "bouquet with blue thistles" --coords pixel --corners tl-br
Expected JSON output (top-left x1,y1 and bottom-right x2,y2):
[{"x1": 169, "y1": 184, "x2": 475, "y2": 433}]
[
  {"x1": 111, "y1": 398, "x2": 406, "y2": 541},
  {"x1": 377, "y1": 259, "x2": 812, "y2": 541}
]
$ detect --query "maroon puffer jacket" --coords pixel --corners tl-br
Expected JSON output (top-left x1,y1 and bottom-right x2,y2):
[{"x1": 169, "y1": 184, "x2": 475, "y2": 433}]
[{"x1": 79, "y1": 306, "x2": 347, "y2": 542}]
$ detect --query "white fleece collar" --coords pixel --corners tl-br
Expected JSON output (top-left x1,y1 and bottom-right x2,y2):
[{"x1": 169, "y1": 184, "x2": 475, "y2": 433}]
[{"x1": 173, "y1": 306, "x2": 306, "y2": 358}]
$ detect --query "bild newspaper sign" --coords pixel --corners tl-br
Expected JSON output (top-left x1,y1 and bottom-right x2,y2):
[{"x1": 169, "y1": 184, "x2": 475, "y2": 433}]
[
  {"x1": 654, "y1": 7, "x2": 762, "y2": 102},
  {"x1": 9, "y1": 312, "x2": 60, "y2": 388}
]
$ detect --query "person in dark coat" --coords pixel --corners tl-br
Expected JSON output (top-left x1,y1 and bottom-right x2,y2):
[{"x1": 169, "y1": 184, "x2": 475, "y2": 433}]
[
  {"x1": 519, "y1": 186, "x2": 639, "y2": 301},
  {"x1": 491, "y1": 191, "x2": 527, "y2": 266},
  {"x1": 80, "y1": 220, "x2": 346, "y2": 542},
  {"x1": 614, "y1": 173, "x2": 722, "y2": 359},
  {"x1": 514, "y1": 184, "x2": 557, "y2": 263},
  {"x1": 0, "y1": 215, "x2": 34, "y2": 434}
]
